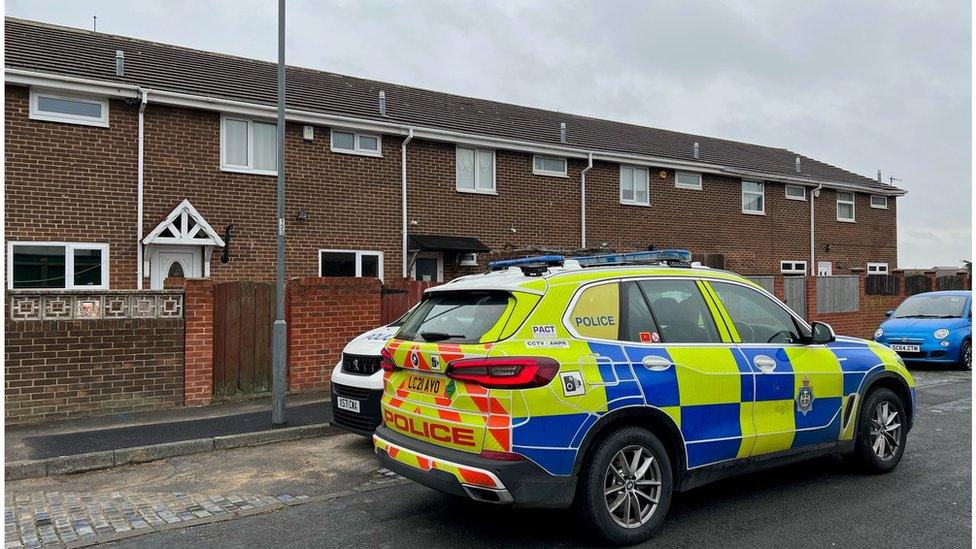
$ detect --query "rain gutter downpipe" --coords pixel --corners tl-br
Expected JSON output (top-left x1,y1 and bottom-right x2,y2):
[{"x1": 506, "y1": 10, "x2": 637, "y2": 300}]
[
  {"x1": 136, "y1": 87, "x2": 148, "y2": 289},
  {"x1": 401, "y1": 128, "x2": 415, "y2": 278},
  {"x1": 581, "y1": 152, "x2": 593, "y2": 249},
  {"x1": 810, "y1": 183, "x2": 822, "y2": 276}
]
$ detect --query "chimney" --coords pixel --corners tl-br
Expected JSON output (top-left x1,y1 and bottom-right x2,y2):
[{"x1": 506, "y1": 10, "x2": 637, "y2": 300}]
[
  {"x1": 795, "y1": 156, "x2": 801, "y2": 173},
  {"x1": 559, "y1": 122, "x2": 567, "y2": 143},
  {"x1": 379, "y1": 90, "x2": 386, "y2": 116},
  {"x1": 115, "y1": 50, "x2": 124, "y2": 77},
  {"x1": 878, "y1": 169, "x2": 883, "y2": 185},
  {"x1": 693, "y1": 142, "x2": 700, "y2": 159}
]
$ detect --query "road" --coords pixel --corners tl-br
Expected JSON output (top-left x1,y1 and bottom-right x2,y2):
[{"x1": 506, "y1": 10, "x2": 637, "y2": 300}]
[{"x1": 106, "y1": 367, "x2": 971, "y2": 548}]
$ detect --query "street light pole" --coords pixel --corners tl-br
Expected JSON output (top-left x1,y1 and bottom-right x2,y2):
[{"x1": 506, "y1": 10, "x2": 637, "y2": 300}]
[{"x1": 272, "y1": 0, "x2": 287, "y2": 425}]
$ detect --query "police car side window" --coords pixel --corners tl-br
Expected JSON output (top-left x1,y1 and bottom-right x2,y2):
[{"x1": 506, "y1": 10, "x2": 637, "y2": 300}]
[
  {"x1": 638, "y1": 280, "x2": 721, "y2": 343},
  {"x1": 569, "y1": 282, "x2": 621, "y2": 340},
  {"x1": 710, "y1": 282, "x2": 802, "y2": 344},
  {"x1": 621, "y1": 281, "x2": 660, "y2": 343}
]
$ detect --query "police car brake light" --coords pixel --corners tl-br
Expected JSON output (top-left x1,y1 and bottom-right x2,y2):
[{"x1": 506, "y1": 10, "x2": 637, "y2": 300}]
[
  {"x1": 380, "y1": 347, "x2": 397, "y2": 372},
  {"x1": 445, "y1": 356, "x2": 559, "y2": 388},
  {"x1": 480, "y1": 449, "x2": 527, "y2": 461}
]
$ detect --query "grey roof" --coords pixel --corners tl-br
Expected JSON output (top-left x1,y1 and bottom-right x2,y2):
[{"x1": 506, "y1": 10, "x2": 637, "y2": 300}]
[{"x1": 5, "y1": 17, "x2": 902, "y2": 193}]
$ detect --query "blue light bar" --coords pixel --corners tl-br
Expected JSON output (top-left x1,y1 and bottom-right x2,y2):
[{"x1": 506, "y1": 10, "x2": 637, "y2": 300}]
[
  {"x1": 571, "y1": 249, "x2": 692, "y2": 267},
  {"x1": 487, "y1": 255, "x2": 565, "y2": 272}
]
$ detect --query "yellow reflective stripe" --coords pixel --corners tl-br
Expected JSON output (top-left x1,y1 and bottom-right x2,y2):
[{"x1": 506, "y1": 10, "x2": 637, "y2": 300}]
[
  {"x1": 696, "y1": 280, "x2": 732, "y2": 342},
  {"x1": 701, "y1": 281, "x2": 741, "y2": 343}
]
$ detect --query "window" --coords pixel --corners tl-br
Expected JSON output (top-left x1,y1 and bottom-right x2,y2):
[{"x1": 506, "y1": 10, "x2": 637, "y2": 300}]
[
  {"x1": 29, "y1": 90, "x2": 108, "y2": 127},
  {"x1": 620, "y1": 165, "x2": 650, "y2": 205},
  {"x1": 639, "y1": 279, "x2": 721, "y2": 343},
  {"x1": 532, "y1": 155, "x2": 568, "y2": 177},
  {"x1": 711, "y1": 281, "x2": 804, "y2": 344},
  {"x1": 785, "y1": 185, "x2": 806, "y2": 201},
  {"x1": 398, "y1": 291, "x2": 513, "y2": 344},
  {"x1": 456, "y1": 147, "x2": 496, "y2": 193},
  {"x1": 837, "y1": 192, "x2": 855, "y2": 221},
  {"x1": 674, "y1": 171, "x2": 702, "y2": 190},
  {"x1": 870, "y1": 195, "x2": 888, "y2": 209},
  {"x1": 8, "y1": 242, "x2": 109, "y2": 290},
  {"x1": 221, "y1": 116, "x2": 277, "y2": 174},
  {"x1": 867, "y1": 263, "x2": 889, "y2": 275},
  {"x1": 742, "y1": 181, "x2": 765, "y2": 214},
  {"x1": 780, "y1": 261, "x2": 807, "y2": 275},
  {"x1": 621, "y1": 281, "x2": 659, "y2": 343},
  {"x1": 330, "y1": 129, "x2": 382, "y2": 157},
  {"x1": 568, "y1": 282, "x2": 621, "y2": 340},
  {"x1": 318, "y1": 249, "x2": 383, "y2": 279}
]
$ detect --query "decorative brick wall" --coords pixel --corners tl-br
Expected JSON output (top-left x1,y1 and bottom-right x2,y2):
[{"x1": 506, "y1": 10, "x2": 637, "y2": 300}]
[
  {"x1": 166, "y1": 278, "x2": 215, "y2": 406},
  {"x1": 5, "y1": 314, "x2": 185, "y2": 425},
  {"x1": 286, "y1": 277, "x2": 382, "y2": 392}
]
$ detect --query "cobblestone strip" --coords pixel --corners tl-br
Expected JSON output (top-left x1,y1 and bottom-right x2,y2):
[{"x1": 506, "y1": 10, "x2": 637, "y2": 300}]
[{"x1": 4, "y1": 490, "x2": 310, "y2": 548}]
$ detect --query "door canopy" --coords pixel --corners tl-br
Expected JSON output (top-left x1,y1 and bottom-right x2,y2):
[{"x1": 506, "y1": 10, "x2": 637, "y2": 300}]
[{"x1": 143, "y1": 199, "x2": 225, "y2": 247}]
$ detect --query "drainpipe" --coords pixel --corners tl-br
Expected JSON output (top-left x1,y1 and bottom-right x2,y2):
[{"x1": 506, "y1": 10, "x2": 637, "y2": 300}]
[
  {"x1": 810, "y1": 183, "x2": 822, "y2": 276},
  {"x1": 580, "y1": 152, "x2": 593, "y2": 249},
  {"x1": 401, "y1": 128, "x2": 414, "y2": 278},
  {"x1": 136, "y1": 87, "x2": 148, "y2": 289}
]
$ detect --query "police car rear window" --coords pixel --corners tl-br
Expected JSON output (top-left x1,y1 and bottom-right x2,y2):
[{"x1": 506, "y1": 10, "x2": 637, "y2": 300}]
[{"x1": 397, "y1": 291, "x2": 513, "y2": 344}]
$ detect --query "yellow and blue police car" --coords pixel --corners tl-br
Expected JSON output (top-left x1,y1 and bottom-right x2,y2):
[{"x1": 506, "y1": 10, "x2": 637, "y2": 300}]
[{"x1": 373, "y1": 250, "x2": 915, "y2": 545}]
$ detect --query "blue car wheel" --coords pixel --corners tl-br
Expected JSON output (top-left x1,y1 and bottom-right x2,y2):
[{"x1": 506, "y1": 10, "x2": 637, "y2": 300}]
[{"x1": 960, "y1": 340, "x2": 972, "y2": 371}]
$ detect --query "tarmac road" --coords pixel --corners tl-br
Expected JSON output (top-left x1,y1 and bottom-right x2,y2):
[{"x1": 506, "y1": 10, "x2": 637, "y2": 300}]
[{"x1": 108, "y1": 367, "x2": 971, "y2": 548}]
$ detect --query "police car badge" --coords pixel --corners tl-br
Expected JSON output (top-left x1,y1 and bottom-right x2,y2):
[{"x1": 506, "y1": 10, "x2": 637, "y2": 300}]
[{"x1": 796, "y1": 377, "x2": 815, "y2": 415}]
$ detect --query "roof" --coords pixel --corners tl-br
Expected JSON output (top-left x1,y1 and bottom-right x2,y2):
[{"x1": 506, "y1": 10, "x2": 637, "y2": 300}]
[
  {"x1": 408, "y1": 234, "x2": 490, "y2": 253},
  {"x1": 4, "y1": 17, "x2": 904, "y2": 194}
]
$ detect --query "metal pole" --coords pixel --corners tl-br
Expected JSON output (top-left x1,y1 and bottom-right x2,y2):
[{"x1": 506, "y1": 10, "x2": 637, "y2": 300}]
[{"x1": 272, "y1": 0, "x2": 287, "y2": 425}]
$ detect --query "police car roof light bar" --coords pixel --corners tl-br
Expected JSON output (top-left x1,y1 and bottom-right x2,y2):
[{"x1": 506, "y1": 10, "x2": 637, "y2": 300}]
[
  {"x1": 486, "y1": 255, "x2": 565, "y2": 273},
  {"x1": 571, "y1": 249, "x2": 692, "y2": 267}
]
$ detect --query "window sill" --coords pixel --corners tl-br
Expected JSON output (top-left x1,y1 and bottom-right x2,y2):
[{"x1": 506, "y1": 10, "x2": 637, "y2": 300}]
[
  {"x1": 532, "y1": 170, "x2": 569, "y2": 179},
  {"x1": 837, "y1": 218, "x2": 857, "y2": 223},
  {"x1": 870, "y1": 205, "x2": 888, "y2": 210},
  {"x1": 457, "y1": 188, "x2": 498, "y2": 196},
  {"x1": 675, "y1": 184, "x2": 702, "y2": 191},
  {"x1": 741, "y1": 210, "x2": 766, "y2": 216},
  {"x1": 220, "y1": 166, "x2": 278, "y2": 177},
  {"x1": 29, "y1": 113, "x2": 109, "y2": 128},
  {"x1": 619, "y1": 200, "x2": 651, "y2": 208},
  {"x1": 330, "y1": 147, "x2": 383, "y2": 158},
  {"x1": 785, "y1": 196, "x2": 807, "y2": 202}
]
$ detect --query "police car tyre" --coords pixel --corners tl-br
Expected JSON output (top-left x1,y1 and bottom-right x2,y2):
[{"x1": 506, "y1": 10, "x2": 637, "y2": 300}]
[
  {"x1": 959, "y1": 340, "x2": 971, "y2": 371},
  {"x1": 849, "y1": 388, "x2": 907, "y2": 474},
  {"x1": 577, "y1": 426, "x2": 672, "y2": 545}
]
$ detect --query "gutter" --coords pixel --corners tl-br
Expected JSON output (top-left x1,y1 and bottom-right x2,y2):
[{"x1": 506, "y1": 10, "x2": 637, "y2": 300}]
[
  {"x1": 136, "y1": 88, "x2": 148, "y2": 289},
  {"x1": 810, "y1": 183, "x2": 822, "y2": 276},
  {"x1": 580, "y1": 152, "x2": 593, "y2": 249},
  {"x1": 401, "y1": 128, "x2": 414, "y2": 278},
  {"x1": 6, "y1": 68, "x2": 907, "y2": 197}
]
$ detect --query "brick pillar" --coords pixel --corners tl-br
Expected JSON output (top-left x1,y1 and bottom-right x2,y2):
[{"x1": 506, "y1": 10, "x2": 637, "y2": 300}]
[
  {"x1": 956, "y1": 270, "x2": 971, "y2": 291},
  {"x1": 806, "y1": 275, "x2": 818, "y2": 322},
  {"x1": 891, "y1": 269, "x2": 907, "y2": 297},
  {"x1": 168, "y1": 278, "x2": 214, "y2": 406},
  {"x1": 923, "y1": 270, "x2": 937, "y2": 292},
  {"x1": 772, "y1": 275, "x2": 785, "y2": 301}
]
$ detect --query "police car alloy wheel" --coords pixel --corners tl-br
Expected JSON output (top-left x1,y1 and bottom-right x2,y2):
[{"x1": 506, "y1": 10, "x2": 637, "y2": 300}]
[
  {"x1": 579, "y1": 427, "x2": 672, "y2": 545},
  {"x1": 848, "y1": 388, "x2": 907, "y2": 473}
]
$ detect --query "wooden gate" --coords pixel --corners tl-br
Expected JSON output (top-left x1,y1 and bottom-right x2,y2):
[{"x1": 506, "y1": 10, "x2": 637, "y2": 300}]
[
  {"x1": 783, "y1": 276, "x2": 807, "y2": 319},
  {"x1": 381, "y1": 279, "x2": 440, "y2": 324},
  {"x1": 213, "y1": 281, "x2": 275, "y2": 399}
]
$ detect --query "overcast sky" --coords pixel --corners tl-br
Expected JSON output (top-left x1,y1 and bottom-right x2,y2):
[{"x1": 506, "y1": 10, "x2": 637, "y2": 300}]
[{"x1": 7, "y1": 0, "x2": 972, "y2": 269}]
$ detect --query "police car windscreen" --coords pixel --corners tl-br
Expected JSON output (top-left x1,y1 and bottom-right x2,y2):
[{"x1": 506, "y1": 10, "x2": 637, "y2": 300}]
[{"x1": 398, "y1": 291, "x2": 512, "y2": 344}]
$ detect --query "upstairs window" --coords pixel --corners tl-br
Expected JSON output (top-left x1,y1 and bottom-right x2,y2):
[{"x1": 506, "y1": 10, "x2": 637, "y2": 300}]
[
  {"x1": 331, "y1": 129, "x2": 382, "y2": 157},
  {"x1": 221, "y1": 116, "x2": 277, "y2": 175},
  {"x1": 785, "y1": 185, "x2": 806, "y2": 201},
  {"x1": 620, "y1": 165, "x2": 650, "y2": 205},
  {"x1": 319, "y1": 249, "x2": 383, "y2": 279},
  {"x1": 870, "y1": 195, "x2": 888, "y2": 209},
  {"x1": 456, "y1": 147, "x2": 495, "y2": 193},
  {"x1": 837, "y1": 192, "x2": 856, "y2": 222},
  {"x1": 533, "y1": 155, "x2": 567, "y2": 177},
  {"x1": 674, "y1": 170, "x2": 702, "y2": 190},
  {"x1": 742, "y1": 181, "x2": 765, "y2": 214},
  {"x1": 29, "y1": 90, "x2": 108, "y2": 127},
  {"x1": 8, "y1": 242, "x2": 110, "y2": 290}
]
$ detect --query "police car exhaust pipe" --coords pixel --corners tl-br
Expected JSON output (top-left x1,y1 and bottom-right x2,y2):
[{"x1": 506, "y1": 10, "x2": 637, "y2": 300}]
[{"x1": 462, "y1": 485, "x2": 514, "y2": 505}]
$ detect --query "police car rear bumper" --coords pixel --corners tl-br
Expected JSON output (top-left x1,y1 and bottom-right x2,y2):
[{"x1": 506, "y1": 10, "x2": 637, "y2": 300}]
[{"x1": 373, "y1": 425, "x2": 577, "y2": 508}]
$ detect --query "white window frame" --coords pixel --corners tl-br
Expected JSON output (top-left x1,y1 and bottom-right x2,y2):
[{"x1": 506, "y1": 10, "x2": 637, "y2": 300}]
[
  {"x1": 867, "y1": 262, "x2": 889, "y2": 275},
  {"x1": 837, "y1": 191, "x2": 856, "y2": 222},
  {"x1": 7, "y1": 241, "x2": 110, "y2": 290},
  {"x1": 411, "y1": 252, "x2": 444, "y2": 282},
  {"x1": 317, "y1": 249, "x2": 384, "y2": 280},
  {"x1": 741, "y1": 181, "x2": 765, "y2": 215},
  {"x1": 674, "y1": 170, "x2": 702, "y2": 190},
  {"x1": 29, "y1": 90, "x2": 109, "y2": 127},
  {"x1": 619, "y1": 165, "x2": 650, "y2": 206},
  {"x1": 785, "y1": 185, "x2": 807, "y2": 201},
  {"x1": 330, "y1": 129, "x2": 383, "y2": 157},
  {"x1": 532, "y1": 155, "x2": 568, "y2": 178},
  {"x1": 220, "y1": 115, "x2": 277, "y2": 176},
  {"x1": 870, "y1": 195, "x2": 888, "y2": 209},
  {"x1": 780, "y1": 260, "x2": 808, "y2": 275},
  {"x1": 455, "y1": 146, "x2": 497, "y2": 194}
]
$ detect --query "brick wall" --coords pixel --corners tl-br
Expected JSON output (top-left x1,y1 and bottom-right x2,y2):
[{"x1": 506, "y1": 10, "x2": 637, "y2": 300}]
[
  {"x1": 5, "y1": 317, "x2": 185, "y2": 425},
  {"x1": 167, "y1": 278, "x2": 214, "y2": 406},
  {"x1": 286, "y1": 277, "x2": 382, "y2": 392}
]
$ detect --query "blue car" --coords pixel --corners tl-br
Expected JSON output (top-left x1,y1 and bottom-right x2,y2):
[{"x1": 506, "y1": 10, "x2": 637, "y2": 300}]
[{"x1": 874, "y1": 290, "x2": 971, "y2": 369}]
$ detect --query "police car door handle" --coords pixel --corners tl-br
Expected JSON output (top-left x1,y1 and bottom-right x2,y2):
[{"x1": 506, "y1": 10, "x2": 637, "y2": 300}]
[
  {"x1": 753, "y1": 355, "x2": 776, "y2": 373},
  {"x1": 642, "y1": 356, "x2": 673, "y2": 371}
]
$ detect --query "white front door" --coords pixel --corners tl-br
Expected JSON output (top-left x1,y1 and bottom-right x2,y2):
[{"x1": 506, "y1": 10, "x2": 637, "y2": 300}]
[
  {"x1": 412, "y1": 252, "x2": 443, "y2": 282},
  {"x1": 150, "y1": 246, "x2": 202, "y2": 289}
]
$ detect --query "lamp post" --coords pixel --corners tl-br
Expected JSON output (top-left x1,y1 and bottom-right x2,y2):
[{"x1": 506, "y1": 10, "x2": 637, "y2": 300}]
[{"x1": 272, "y1": 0, "x2": 287, "y2": 425}]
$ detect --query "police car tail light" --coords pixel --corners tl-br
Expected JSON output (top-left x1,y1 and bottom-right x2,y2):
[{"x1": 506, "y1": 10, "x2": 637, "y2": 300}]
[
  {"x1": 480, "y1": 449, "x2": 527, "y2": 461},
  {"x1": 445, "y1": 357, "x2": 559, "y2": 389},
  {"x1": 380, "y1": 347, "x2": 397, "y2": 372}
]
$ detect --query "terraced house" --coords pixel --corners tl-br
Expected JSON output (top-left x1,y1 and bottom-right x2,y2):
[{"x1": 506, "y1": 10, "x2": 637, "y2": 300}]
[{"x1": 5, "y1": 17, "x2": 905, "y2": 291}]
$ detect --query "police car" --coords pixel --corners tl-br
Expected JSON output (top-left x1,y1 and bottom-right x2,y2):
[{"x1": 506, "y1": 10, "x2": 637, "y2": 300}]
[
  {"x1": 330, "y1": 320, "x2": 405, "y2": 435},
  {"x1": 372, "y1": 250, "x2": 915, "y2": 545}
]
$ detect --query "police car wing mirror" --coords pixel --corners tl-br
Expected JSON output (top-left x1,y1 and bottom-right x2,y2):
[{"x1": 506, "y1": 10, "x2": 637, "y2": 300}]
[{"x1": 809, "y1": 322, "x2": 836, "y2": 345}]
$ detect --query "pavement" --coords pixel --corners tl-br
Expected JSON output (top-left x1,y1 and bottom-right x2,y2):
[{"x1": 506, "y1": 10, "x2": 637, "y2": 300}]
[{"x1": 4, "y1": 367, "x2": 970, "y2": 548}]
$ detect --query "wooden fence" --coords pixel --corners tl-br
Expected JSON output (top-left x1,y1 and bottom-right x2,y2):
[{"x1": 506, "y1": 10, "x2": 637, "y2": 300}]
[{"x1": 816, "y1": 276, "x2": 859, "y2": 313}]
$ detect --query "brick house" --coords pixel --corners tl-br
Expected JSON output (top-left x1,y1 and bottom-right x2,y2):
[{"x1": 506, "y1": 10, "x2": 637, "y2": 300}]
[{"x1": 4, "y1": 17, "x2": 905, "y2": 292}]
